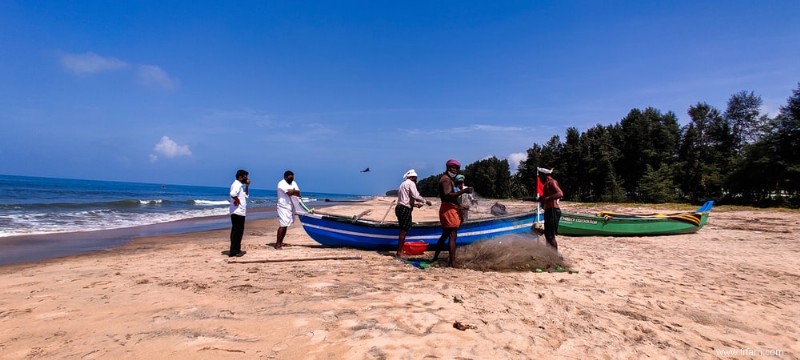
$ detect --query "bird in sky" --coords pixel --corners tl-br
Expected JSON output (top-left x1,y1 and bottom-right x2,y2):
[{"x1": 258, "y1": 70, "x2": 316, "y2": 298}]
[{"x1": 361, "y1": 167, "x2": 370, "y2": 173}]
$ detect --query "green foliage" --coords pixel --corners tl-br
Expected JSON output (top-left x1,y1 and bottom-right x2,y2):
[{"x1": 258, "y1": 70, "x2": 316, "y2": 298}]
[
  {"x1": 725, "y1": 91, "x2": 768, "y2": 153},
  {"x1": 507, "y1": 173, "x2": 530, "y2": 198},
  {"x1": 561, "y1": 127, "x2": 583, "y2": 200},
  {"x1": 415, "y1": 157, "x2": 511, "y2": 199},
  {"x1": 618, "y1": 107, "x2": 681, "y2": 199},
  {"x1": 416, "y1": 173, "x2": 441, "y2": 198},
  {"x1": 638, "y1": 164, "x2": 676, "y2": 203},
  {"x1": 678, "y1": 103, "x2": 728, "y2": 201},
  {"x1": 583, "y1": 124, "x2": 622, "y2": 201},
  {"x1": 774, "y1": 83, "x2": 800, "y2": 197},
  {"x1": 463, "y1": 157, "x2": 511, "y2": 198},
  {"x1": 408, "y1": 84, "x2": 800, "y2": 207},
  {"x1": 598, "y1": 158, "x2": 625, "y2": 202},
  {"x1": 516, "y1": 143, "x2": 544, "y2": 197},
  {"x1": 728, "y1": 83, "x2": 800, "y2": 206}
]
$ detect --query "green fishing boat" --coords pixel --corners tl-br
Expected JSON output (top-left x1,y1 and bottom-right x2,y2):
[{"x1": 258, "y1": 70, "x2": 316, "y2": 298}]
[{"x1": 558, "y1": 201, "x2": 714, "y2": 236}]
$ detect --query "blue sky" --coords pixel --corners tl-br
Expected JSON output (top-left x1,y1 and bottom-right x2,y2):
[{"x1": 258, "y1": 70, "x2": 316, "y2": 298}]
[{"x1": 1, "y1": 1, "x2": 798, "y2": 195}]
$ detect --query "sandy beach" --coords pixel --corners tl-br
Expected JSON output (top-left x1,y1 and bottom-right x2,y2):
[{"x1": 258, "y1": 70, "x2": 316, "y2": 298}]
[{"x1": 1, "y1": 197, "x2": 798, "y2": 359}]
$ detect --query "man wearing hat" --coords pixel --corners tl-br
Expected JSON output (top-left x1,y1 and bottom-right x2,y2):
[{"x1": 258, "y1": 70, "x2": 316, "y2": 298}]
[
  {"x1": 432, "y1": 159, "x2": 474, "y2": 267},
  {"x1": 395, "y1": 169, "x2": 432, "y2": 257},
  {"x1": 538, "y1": 167, "x2": 564, "y2": 251},
  {"x1": 454, "y1": 174, "x2": 475, "y2": 221}
]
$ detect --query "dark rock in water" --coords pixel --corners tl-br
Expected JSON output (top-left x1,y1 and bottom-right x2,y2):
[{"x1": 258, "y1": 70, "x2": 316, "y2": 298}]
[
  {"x1": 490, "y1": 202, "x2": 507, "y2": 216},
  {"x1": 385, "y1": 189, "x2": 398, "y2": 196}
]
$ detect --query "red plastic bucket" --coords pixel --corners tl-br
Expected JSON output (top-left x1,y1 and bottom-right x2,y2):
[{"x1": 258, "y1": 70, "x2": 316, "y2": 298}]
[{"x1": 403, "y1": 241, "x2": 428, "y2": 255}]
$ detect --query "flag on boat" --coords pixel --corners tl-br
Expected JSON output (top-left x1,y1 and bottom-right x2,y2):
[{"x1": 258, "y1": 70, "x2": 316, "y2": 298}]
[{"x1": 536, "y1": 176, "x2": 544, "y2": 197}]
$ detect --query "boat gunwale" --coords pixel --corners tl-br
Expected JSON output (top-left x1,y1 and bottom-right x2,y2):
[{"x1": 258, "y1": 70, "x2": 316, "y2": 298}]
[
  {"x1": 299, "y1": 210, "x2": 539, "y2": 229},
  {"x1": 560, "y1": 211, "x2": 707, "y2": 223}
]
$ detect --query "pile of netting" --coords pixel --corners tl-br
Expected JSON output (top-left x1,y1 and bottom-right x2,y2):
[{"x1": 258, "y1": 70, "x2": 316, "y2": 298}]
[{"x1": 456, "y1": 233, "x2": 569, "y2": 272}]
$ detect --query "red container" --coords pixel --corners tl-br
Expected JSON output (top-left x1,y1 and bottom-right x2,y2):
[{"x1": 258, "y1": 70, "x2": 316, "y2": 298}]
[{"x1": 403, "y1": 241, "x2": 428, "y2": 255}]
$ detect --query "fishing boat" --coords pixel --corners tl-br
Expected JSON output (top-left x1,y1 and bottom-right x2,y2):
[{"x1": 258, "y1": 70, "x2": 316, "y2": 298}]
[
  {"x1": 557, "y1": 200, "x2": 714, "y2": 236},
  {"x1": 298, "y1": 211, "x2": 541, "y2": 250}
]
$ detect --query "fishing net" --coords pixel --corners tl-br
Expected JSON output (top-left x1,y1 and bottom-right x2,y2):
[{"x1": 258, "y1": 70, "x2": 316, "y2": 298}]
[{"x1": 455, "y1": 233, "x2": 569, "y2": 272}]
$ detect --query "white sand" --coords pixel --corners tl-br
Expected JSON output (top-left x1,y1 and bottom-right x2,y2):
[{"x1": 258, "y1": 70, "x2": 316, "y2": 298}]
[{"x1": 1, "y1": 198, "x2": 797, "y2": 359}]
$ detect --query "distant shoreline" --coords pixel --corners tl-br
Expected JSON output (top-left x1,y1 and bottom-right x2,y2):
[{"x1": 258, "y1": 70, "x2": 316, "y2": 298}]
[{"x1": 0, "y1": 205, "x2": 323, "y2": 267}]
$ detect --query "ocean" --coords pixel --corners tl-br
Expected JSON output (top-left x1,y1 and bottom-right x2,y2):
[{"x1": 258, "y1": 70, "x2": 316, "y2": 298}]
[{"x1": 0, "y1": 174, "x2": 368, "y2": 264}]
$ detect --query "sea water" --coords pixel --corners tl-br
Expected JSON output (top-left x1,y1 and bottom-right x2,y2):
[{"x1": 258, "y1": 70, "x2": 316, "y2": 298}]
[{"x1": 0, "y1": 174, "x2": 367, "y2": 237}]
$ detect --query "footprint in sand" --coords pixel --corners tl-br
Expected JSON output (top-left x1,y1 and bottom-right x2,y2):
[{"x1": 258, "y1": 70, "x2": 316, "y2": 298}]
[
  {"x1": 272, "y1": 342, "x2": 289, "y2": 352},
  {"x1": 309, "y1": 330, "x2": 328, "y2": 343}
]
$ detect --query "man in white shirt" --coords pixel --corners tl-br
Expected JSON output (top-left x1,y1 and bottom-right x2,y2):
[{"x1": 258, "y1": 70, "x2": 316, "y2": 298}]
[
  {"x1": 395, "y1": 169, "x2": 431, "y2": 257},
  {"x1": 228, "y1": 169, "x2": 249, "y2": 257},
  {"x1": 275, "y1": 170, "x2": 300, "y2": 249}
]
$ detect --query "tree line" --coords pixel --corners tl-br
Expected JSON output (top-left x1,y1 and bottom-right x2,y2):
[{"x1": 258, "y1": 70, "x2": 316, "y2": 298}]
[{"x1": 417, "y1": 83, "x2": 800, "y2": 208}]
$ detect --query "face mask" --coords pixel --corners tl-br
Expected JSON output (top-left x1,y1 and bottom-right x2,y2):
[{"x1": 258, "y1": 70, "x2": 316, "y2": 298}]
[{"x1": 447, "y1": 170, "x2": 458, "y2": 177}]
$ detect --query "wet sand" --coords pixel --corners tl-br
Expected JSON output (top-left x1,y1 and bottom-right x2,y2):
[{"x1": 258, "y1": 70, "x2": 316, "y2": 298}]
[
  {"x1": 1, "y1": 198, "x2": 798, "y2": 359},
  {"x1": 0, "y1": 206, "x2": 283, "y2": 266}
]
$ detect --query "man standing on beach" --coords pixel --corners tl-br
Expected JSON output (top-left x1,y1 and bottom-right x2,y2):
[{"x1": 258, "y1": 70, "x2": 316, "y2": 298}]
[
  {"x1": 455, "y1": 174, "x2": 474, "y2": 221},
  {"x1": 538, "y1": 167, "x2": 563, "y2": 251},
  {"x1": 395, "y1": 169, "x2": 432, "y2": 257},
  {"x1": 432, "y1": 159, "x2": 473, "y2": 267},
  {"x1": 275, "y1": 170, "x2": 300, "y2": 249},
  {"x1": 229, "y1": 169, "x2": 249, "y2": 257}
]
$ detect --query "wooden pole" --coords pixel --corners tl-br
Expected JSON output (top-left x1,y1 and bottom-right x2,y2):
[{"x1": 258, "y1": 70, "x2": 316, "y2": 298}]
[
  {"x1": 353, "y1": 210, "x2": 371, "y2": 220},
  {"x1": 380, "y1": 200, "x2": 397, "y2": 224}
]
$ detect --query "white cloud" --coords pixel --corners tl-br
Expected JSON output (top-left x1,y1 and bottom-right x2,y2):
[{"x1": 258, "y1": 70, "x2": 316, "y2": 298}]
[
  {"x1": 472, "y1": 124, "x2": 525, "y2": 132},
  {"x1": 507, "y1": 152, "x2": 527, "y2": 175},
  {"x1": 137, "y1": 65, "x2": 180, "y2": 91},
  {"x1": 206, "y1": 109, "x2": 277, "y2": 127},
  {"x1": 60, "y1": 52, "x2": 128, "y2": 75},
  {"x1": 151, "y1": 136, "x2": 191, "y2": 161},
  {"x1": 59, "y1": 52, "x2": 180, "y2": 92},
  {"x1": 401, "y1": 123, "x2": 527, "y2": 136}
]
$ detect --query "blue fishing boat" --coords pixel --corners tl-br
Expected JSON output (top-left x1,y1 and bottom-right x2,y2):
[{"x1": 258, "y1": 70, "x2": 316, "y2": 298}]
[{"x1": 298, "y1": 211, "x2": 541, "y2": 250}]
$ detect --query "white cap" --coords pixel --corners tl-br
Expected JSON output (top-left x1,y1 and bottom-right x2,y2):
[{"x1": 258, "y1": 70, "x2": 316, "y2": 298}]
[
  {"x1": 403, "y1": 169, "x2": 418, "y2": 179},
  {"x1": 537, "y1": 167, "x2": 553, "y2": 174}
]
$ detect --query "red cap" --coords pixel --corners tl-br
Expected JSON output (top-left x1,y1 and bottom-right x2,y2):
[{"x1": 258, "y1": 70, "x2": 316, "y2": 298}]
[{"x1": 446, "y1": 159, "x2": 461, "y2": 168}]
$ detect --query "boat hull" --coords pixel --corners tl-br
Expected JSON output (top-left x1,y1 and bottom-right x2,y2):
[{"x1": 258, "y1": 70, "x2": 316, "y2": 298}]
[
  {"x1": 299, "y1": 211, "x2": 541, "y2": 250},
  {"x1": 557, "y1": 211, "x2": 709, "y2": 236}
]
